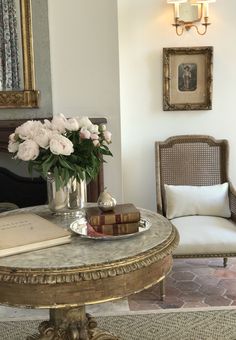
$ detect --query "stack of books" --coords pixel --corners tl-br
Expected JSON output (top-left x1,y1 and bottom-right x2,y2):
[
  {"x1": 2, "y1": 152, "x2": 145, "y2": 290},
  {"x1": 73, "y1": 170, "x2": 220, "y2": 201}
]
[{"x1": 85, "y1": 203, "x2": 141, "y2": 236}]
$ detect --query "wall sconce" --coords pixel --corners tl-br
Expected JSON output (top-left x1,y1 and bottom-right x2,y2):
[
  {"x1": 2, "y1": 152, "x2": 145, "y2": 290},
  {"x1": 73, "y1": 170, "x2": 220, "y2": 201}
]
[{"x1": 167, "y1": 0, "x2": 216, "y2": 36}]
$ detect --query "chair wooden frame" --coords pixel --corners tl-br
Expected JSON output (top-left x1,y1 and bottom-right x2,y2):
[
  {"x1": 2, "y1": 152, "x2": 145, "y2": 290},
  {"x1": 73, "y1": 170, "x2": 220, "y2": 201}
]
[{"x1": 155, "y1": 135, "x2": 236, "y2": 267}]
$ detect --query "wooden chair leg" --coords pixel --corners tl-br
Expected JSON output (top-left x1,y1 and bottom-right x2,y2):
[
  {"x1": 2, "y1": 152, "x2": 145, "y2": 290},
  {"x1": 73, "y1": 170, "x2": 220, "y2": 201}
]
[
  {"x1": 160, "y1": 279, "x2": 165, "y2": 301},
  {"x1": 223, "y1": 257, "x2": 228, "y2": 267}
]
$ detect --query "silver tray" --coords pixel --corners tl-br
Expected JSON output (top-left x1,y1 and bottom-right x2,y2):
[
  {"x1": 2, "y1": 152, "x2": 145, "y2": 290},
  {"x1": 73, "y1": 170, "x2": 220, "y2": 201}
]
[{"x1": 70, "y1": 218, "x2": 151, "y2": 240}]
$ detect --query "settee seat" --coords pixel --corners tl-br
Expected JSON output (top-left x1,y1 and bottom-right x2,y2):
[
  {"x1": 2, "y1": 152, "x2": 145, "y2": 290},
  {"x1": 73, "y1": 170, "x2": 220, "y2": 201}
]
[{"x1": 171, "y1": 216, "x2": 236, "y2": 256}]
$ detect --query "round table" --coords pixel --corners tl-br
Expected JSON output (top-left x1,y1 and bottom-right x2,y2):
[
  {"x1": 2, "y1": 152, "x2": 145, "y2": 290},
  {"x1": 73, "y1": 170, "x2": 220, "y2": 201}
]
[{"x1": 0, "y1": 206, "x2": 179, "y2": 339}]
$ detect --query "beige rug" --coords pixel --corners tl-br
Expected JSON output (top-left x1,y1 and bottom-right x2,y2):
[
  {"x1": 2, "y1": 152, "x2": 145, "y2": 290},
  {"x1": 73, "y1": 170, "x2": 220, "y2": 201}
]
[{"x1": 1, "y1": 309, "x2": 236, "y2": 340}]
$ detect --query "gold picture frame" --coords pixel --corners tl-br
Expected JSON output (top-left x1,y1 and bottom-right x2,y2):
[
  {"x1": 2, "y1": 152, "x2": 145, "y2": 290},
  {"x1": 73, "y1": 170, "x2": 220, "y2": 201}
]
[
  {"x1": 0, "y1": 0, "x2": 39, "y2": 108},
  {"x1": 163, "y1": 46, "x2": 213, "y2": 111}
]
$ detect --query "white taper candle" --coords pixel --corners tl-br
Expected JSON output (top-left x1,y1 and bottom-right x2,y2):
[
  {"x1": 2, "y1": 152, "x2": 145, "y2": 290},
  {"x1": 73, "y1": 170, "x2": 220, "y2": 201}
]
[{"x1": 174, "y1": 3, "x2": 180, "y2": 18}]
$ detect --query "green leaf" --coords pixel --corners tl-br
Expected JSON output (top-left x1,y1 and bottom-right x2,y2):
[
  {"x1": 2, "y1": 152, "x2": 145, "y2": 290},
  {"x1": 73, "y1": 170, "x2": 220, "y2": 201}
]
[
  {"x1": 53, "y1": 166, "x2": 62, "y2": 191},
  {"x1": 99, "y1": 145, "x2": 113, "y2": 156},
  {"x1": 58, "y1": 157, "x2": 74, "y2": 171},
  {"x1": 64, "y1": 168, "x2": 71, "y2": 186},
  {"x1": 28, "y1": 162, "x2": 34, "y2": 176},
  {"x1": 42, "y1": 158, "x2": 55, "y2": 175},
  {"x1": 42, "y1": 153, "x2": 54, "y2": 164},
  {"x1": 75, "y1": 165, "x2": 84, "y2": 180}
]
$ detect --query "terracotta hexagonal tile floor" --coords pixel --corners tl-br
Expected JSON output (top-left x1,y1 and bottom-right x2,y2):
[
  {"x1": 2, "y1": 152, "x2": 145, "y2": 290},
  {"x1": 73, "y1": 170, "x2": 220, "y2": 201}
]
[{"x1": 128, "y1": 258, "x2": 236, "y2": 310}]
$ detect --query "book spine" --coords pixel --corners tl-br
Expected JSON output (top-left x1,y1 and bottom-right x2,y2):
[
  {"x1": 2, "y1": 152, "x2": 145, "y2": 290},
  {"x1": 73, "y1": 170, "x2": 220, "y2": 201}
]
[
  {"x1": 93, "y1": 222, "x2": 139, "y2": 235},
  {"x1": 89, "y1": 212, "x2": 140, "y2": 225}
]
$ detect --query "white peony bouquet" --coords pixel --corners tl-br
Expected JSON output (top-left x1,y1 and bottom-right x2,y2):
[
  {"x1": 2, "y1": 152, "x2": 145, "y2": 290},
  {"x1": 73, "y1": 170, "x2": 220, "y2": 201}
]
[{"x1": 8, "y1": 114, "x2": 112, "y2": 190}]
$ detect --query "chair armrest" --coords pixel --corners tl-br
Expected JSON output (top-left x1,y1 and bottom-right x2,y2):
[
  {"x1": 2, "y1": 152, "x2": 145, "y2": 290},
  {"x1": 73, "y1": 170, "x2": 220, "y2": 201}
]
[{"x1": 229, "y1": 182, "x2": 236, "y2": 222}]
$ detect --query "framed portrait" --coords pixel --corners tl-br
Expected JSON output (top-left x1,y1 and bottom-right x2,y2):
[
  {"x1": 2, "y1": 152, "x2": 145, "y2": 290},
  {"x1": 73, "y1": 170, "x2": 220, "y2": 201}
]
[{"x1": 163, "y1": 46, "x2": 213, "y2": 111}]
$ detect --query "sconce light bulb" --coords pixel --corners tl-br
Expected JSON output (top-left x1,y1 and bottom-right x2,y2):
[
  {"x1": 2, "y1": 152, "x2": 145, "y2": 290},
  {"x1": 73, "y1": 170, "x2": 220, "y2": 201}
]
[
  {"x1": 204, "y1": 3, "x2": 209, "y2": 17},
  {"x1": 174, "y1": 3, "x2": 180, "y2": 18},
  {"x1": 167, "y1": 0, "x2": 187, "y2": 18}
]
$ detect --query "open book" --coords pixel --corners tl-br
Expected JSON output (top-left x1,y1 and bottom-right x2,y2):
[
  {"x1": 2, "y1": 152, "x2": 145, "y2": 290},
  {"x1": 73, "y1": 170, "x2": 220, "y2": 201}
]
[{"x1": 0, "y1": 213, "x2": 71, "y2": 257}]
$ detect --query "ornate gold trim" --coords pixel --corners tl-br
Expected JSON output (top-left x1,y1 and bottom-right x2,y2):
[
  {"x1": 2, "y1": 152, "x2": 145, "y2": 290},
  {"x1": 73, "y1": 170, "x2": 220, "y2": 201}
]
[
  {"x1": 0, "y1": 0, "x2": 39, "y2": 108},
  {"x1": 0, "y1": 90, "x2": 39, "y2": 108},
  {"x1": 0, "y1": 274, "x2": 169, "y2": 310},
  {"x1": 27, "y1": 307, "x2": 119, "y2": 340},
  {"x1": 174, "y1": 253, "x2": 236, "y2": 259},
  {"x1": 0, "y1": 228, "x2": 179, "y2": 285}
]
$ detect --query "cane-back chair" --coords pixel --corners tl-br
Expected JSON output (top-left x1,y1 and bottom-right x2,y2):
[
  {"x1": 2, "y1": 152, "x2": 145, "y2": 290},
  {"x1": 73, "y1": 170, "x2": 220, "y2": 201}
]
[{"x1": 155, "y1": 135, "x2": 236, "y2": 267}]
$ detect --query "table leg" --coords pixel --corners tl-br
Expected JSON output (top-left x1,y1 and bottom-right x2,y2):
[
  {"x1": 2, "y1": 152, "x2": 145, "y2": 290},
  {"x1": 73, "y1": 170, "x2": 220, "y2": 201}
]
[
  {"x1": 160, "y1": 278, "x2": 165, "y2": 301},
  {"x1": 27, "y1": 306, "x2": 119, "y2": 340}
]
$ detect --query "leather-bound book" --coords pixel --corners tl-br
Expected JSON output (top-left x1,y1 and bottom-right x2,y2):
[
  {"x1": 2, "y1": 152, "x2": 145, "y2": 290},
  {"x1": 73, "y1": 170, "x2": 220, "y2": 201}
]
[
  {"x1": 92, "y1": 222, "x2": 139, "y2": 235},
  {"x1": 86, "y1": 204, "x2": 140, "y2": 225}
]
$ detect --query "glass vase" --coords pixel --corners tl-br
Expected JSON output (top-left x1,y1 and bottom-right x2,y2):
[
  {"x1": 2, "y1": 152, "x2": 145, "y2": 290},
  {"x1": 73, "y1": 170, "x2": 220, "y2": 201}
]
[{"x1": 47, "y1": 172, "x2": 87, "y2": 216}]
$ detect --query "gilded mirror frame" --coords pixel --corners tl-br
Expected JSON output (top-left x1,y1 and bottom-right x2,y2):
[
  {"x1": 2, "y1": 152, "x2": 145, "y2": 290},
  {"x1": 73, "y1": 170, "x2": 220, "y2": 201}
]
[{"x1": 0, "y1": 0, "x2": 39, "y2": 108}]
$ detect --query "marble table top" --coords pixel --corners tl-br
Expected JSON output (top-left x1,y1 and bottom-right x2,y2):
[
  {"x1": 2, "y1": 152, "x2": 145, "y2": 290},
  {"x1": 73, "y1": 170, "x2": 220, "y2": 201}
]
[{"x1": 0, "y1": 205, "x2": 174, "y2": 269}]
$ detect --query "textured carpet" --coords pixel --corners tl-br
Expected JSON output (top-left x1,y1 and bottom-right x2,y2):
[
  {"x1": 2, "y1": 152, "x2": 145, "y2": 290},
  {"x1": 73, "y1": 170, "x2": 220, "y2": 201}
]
[{"x1": 1, "y1": 309, "x2": 236, "y2": 340}]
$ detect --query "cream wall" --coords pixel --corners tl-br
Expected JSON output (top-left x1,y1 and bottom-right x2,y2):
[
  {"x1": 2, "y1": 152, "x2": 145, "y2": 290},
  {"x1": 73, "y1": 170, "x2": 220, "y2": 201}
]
[
  {"x1": 47, "y1": 0, "x2": 236, "y2": 211},
  {"x1": 118, "y1": 0, "x2": 236, "y2": 210},
  {"x1": 47, "y1": 0, "x2": 122, "y2": 201}
]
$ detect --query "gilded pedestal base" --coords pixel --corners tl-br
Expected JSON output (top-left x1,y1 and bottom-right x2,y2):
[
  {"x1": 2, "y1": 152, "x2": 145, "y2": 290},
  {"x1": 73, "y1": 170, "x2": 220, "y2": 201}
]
[{"x1": 27, "y1": 307, "x2": 119, "y2": 340}]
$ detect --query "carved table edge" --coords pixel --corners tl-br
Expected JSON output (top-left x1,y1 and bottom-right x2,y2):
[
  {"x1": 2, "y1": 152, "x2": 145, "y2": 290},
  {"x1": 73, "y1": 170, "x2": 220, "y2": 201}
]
[{"x1": 0, "y1": 228, "x2": 179, "y2": 285}]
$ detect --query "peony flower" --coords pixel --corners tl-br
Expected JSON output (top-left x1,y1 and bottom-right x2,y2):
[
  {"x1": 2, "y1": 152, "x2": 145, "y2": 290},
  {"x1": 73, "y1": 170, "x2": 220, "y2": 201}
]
[
  {"x1": 78, "y1": 116, "x2": 93, "y2": 129},
  {"x1": 17, "y1": 140, "x2": 39, "y2": 161},
  {"x1": 93, "y1": 139, "x2": 100, "y2": 147},
  {"x1": 80, "y1": 128, "x2": 91, "y2": 140},
  {"x1": 99, "y1": 124, "x2": 106, "y2": 132},
  {"x1": 66, "y1": 118, "x2": 79, "y2": 131},
  {"x1": 49, "y1": 134, "x2": 74, "y2": 156},
  {"x1": 89, "y1": 124, "x2": 99, "y2": 134},
  {"x1": 103, "y1": 130, "x2": 112, "y2": 143},
  {"x1": 33, "y1": 127, "x2": 51, "y2": 149},
  {"x1": 44, "y1": 119, "x2": 52, "y2": 130},
  {"x1": 15, "y1": 121, "x2": 43, "y2": 140},
  {"x1": 51, "y1": 113, "x2": 67, "y2": 133},
  {"x1": 8, "y1": 115, "x2": 112, "y2": 193},
  {"x1": 90, "y1": 133, "x2": 99, "y2": 140},
  {"x1": 8, "y1": 141, "x2": 20, "y2": 153},
  {"x1": 9, "y1": 133, "x2": 17, "y2": 142}
]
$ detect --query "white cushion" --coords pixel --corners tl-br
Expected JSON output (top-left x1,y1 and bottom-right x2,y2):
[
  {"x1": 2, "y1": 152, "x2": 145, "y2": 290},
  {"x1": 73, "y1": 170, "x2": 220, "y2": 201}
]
[
  {"x1": 165, "y1": 183, "x2": 231, "y2": 219},
  {"x1": 172, "y1": 216, "x2": 236, "y2": 255}
]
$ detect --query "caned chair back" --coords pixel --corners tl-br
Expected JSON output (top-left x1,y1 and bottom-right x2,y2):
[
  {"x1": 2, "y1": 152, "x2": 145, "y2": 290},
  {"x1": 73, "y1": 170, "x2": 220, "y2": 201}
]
[{"x1": 155, "y1": 135, "x2": 229, "y2": 216}]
